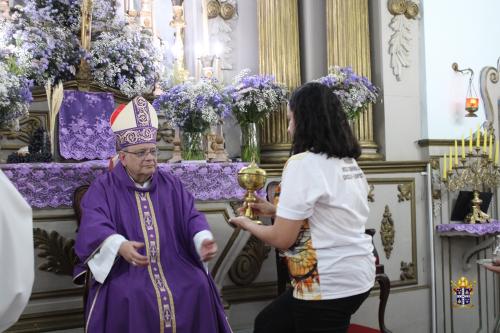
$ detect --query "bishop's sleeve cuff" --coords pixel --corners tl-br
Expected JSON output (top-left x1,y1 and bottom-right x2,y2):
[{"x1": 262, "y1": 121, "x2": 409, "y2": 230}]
[{"x1": 88, "y1": 234, "x2": 127, "y2": 283}]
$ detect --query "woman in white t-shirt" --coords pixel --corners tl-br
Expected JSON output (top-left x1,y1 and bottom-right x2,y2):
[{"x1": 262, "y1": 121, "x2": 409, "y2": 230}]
[{"x1": 230, "y1": 82, "x2": 375, "y2": 333}]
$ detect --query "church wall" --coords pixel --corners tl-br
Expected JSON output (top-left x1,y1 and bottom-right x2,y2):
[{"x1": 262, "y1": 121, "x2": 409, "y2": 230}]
[
  {"x1": 370, "y1": 0, "x2": 424, "y2": 162},
  {"x1": 422, "y1": 0, "x2": 500, "y2": 140}
]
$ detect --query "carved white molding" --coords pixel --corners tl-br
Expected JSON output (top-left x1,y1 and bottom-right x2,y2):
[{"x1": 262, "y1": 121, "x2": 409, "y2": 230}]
[
  {"x1": 388, "y1": 15, "x2": 411, "y2": 81},
  {"x1": 387, "y1": 0, "x2": 420, "y2": 81}
]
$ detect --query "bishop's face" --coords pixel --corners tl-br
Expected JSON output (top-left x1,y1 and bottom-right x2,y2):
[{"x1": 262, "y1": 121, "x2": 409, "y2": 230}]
[{"x1": 119, "y1": 143, "x2": 158, "y2": 184}]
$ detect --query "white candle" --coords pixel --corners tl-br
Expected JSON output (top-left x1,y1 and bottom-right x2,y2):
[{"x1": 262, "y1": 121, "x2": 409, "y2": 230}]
[{"x1": 202, "y1": 0, "x2": 210, "y2": 54}]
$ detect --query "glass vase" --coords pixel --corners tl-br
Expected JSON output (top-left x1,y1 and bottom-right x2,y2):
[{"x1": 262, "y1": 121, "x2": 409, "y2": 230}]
[
  {"x1": 181, "y1": 131, "x2": 205, "y2": 161},
  {"x1": 241, "y1": 122, "x2": 260, "y2": 163}
]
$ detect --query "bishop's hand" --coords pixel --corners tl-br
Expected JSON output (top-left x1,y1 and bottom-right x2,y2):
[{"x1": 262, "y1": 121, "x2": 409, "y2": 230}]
[
  {"x1": 200, "y1": 239, "x2": 218, "y2": 262},
  {"x1": 119, "y1": 241, "x2": 149, "y2": 267}
]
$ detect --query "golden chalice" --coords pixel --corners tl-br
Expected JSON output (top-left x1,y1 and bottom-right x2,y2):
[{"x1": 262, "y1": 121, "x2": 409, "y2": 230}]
[{"x1": 237, "y1": 161, "x2": 267, "y2": 222}]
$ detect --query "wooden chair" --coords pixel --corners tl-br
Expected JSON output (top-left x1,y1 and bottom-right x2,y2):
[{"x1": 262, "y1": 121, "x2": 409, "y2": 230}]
[{"x1": 266, "y1": 181, "x2": 392, "y2": 333}]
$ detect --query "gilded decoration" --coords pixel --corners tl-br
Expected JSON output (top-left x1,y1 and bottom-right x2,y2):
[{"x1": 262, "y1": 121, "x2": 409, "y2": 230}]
[
  {"x1": 326, "y1": 0, "x2": 381, "y2": 160},
  {"x1": 380, "y1": 205, "x2": 395, "y2": 259},
  {"x1": 33, "y1": 228, "x2": 77, "y2": 276},
  {"x1": 228, "y1": 235, "x2": 271, "y2": 286},
  {"x1": 0, "y1": 112, "x2": 47, "y2": 144},
  {"x1": 400, "y1": 261, "x2": 416, "y2": 280},
  {"x1": 220, "y1": 2, "x2": 236, "y2": 20},
  {"x1": 207, "y1": 0, "x2": 235, "y2": 20},
  {"x1": 397, "y1": 184, "x2": 412, "y2": 202},
  {"x1": 207, "y1": 0, "x2": 220, "y2": 19},
  {"x1": 368, "y1": 184, "x2": 375, "y2": 202}
]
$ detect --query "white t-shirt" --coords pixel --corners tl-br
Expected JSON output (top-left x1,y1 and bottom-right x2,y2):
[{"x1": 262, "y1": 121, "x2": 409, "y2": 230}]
[{"x1": 276, "y1": 152, "x2": 375, "y2": 300}]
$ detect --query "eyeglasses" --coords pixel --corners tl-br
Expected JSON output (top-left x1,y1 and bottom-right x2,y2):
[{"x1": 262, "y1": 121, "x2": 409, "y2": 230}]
[{"x1": 122, "y1": 148, "x2": 158, "y2": 159}]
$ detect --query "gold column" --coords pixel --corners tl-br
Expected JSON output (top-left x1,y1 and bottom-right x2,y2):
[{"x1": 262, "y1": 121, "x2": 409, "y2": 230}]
[
  {"x1": 258, "y1": 0, "x2": 301, "y2": 164},
  {"x1": 326, "y1": 0, "x2": 382, "y2": 160}
]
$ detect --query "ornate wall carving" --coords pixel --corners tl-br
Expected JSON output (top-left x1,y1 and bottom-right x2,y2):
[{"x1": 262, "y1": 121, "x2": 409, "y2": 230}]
[
  {"x1": 379, "y1": 205, "x2": 395, "y2": 259},
  {"x1": 33, "y1": 228, "x2": 77, "y2": 276},
  {"x1": 228, "y1": 235, "x2": 271, "y2": 286},
  {"x1": 387, "y1": 0, "x2": 420, "y2": 81}
]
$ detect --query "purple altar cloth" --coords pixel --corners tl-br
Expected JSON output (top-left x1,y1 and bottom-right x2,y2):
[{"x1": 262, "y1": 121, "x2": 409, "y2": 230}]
[
  {"x1": 1, "y1": 162, "x2": 250, "y2": 208},
  {"x1": 436, "y1": 221, "x2": 500, "y2": 235},
  {"x1": 58, "y1": 90, "x2": 116, "y2": 160}
]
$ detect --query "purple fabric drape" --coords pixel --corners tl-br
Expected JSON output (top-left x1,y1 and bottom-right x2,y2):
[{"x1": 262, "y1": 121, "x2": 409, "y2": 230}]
[
  {"x1": 58, "y1": 90, "x2": 116, "y2": 160},
  {"x1": 436, "y1": 221, "x2": 500, "y2": 235},
  {"x1": 1, "y1": 162, "x2": 252, "y2": 208}
]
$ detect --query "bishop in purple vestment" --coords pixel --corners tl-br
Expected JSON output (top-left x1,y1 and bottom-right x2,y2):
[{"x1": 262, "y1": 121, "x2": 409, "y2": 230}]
[{"x1": 74, "y1": 97, "x2": 232, "y2": 333}]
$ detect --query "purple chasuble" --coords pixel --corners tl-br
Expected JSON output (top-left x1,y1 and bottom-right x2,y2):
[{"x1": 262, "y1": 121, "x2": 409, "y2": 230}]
[{"x1": 74, "y1": 163, "x2": 232, "y2": 333}]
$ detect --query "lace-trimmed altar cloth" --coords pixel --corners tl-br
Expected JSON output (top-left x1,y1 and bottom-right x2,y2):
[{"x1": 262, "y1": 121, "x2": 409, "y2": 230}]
[
  {"x1": 436, "y1": 221, "x2": 500, "y2": 235},
  {"x1": 1, "y1": 162, "x2": 250, "y2": 208},
  {"x1": 58, "y1": 90, "x2": 116, "y2": 160}
]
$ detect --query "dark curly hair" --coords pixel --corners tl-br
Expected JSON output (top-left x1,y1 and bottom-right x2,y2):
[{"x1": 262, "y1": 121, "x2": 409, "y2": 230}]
[{"x1": 288, "y1": 82, "x2": 361, "y2": 159}]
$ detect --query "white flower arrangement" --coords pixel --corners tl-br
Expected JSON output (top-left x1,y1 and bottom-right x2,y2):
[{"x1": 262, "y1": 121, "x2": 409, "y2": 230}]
[
  {"x1": 317, "y1": 66, "x2": 379, "y2": 119},
  {"x1": 225, "y1": 69, "x2": 288, "y2": 125},
  {"x1": 153, "y1": 78, "x2": 232, "y2": 133}
]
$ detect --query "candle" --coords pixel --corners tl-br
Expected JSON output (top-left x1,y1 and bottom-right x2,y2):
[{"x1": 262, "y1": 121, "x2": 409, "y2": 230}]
[
  {"x1": 496, "y1": 141, "x2": 499, "y2": 165},
  {"x1": 469, "y1": 128, "x2": 473, "y2": 153},
  {"x1": 461, "y1": 135, "x2": 465, "y2": 159},
  {"x1": 477, "y1": 125, "x2": 481, "y2": 147},
  {"x1": 443, "y1": 154, "x2": 447, "y2": 180},
  {"x1": 489, "y1": 134, "x2": 493, "y2": 159},
  {"x1": 484, "y1": 129, "x2": 488, "y2": 153},
  {"x1": 454, "y1": 140, "x2": 458, "y2": 166},
  {"x1": 449, "y1": 147, "x2": 453, "y2": 171},
  {"x1": 202, "y1": 0, "x2": 210, "y2": 55}
]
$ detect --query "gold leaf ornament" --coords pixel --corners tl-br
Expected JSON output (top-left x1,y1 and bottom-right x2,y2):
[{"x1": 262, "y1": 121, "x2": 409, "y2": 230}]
[
  {"x1": 207, "y1": 0, "x2": 220, "y2": 19},
  {"x1": 404, "y1": 1, "x2": 419, "y2": 19},
  {"x1": 220, "y1": 2, "x2": 235, "y2": 20},
  {"x1": 388, "y1": 0, "x2": 407, "y2": 15}
]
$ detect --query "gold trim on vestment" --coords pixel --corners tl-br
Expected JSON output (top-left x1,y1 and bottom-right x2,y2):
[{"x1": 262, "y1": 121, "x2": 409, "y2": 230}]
[
  {"x1": 145, "y1": 192, "x2": 177, "y2": 332},
  {"x1": 135, "y1": 192, "x2": 167, "y2": 333}
]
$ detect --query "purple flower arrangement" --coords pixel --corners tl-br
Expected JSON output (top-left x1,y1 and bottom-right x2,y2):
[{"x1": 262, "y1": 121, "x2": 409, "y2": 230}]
[
  {"x1": 7, "y1": 0, "x2": 83, "y2": 86},
  {"x1": 317, "y1": 66, "x2": 379, "y2": 119},
  {"x1": 153, "y1": 78, "x2": 232, "y2": 133},
  {"x1": 0, "y1": 50, "x2": 33, "y2": 128},
  {"x1": 89, "y1": 24, "x2": 162, "y2": 98},
  {"x1": 225, "y1": 69, "x2": 288, "y2": 125}
]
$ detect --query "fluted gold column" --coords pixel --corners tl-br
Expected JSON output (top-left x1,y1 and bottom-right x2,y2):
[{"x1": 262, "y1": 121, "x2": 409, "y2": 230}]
[
  {"x1": 258, "y1": 0, "x2": 301, "y2": 164},
  {"x1": 326, "y1": 0, "x2": 382, "y2": 160}
]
